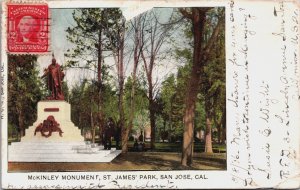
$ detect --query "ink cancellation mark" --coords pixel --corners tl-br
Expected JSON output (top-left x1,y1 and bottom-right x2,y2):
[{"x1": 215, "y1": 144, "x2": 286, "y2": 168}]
[{"x1": 7, "y1": 3, "x2": 49, "y2": 54}]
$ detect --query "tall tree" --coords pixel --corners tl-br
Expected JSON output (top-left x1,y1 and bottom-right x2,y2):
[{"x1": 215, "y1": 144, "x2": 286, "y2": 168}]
[
  {"x1": 160, "y1": 64, "x2": 191, "y2": 142},
  {"x1": 124, "y1": 75, "x2": 148, "y2": 141},
  {"x1": 140, "y1": 10, "x2": 174, "y2": 149},
  {"x1": 66, "y1": 8, "x2": 125, "y2": 143},
  {"x1": 160, "y1": 74, "x2": 176, "y2": 140},
  {"x1": 101, "y1": 9, "x2": 128, "y2": 151},
  {"x1": 122, "y1": 14, "x2": 146, "y2": 153},
  {"x1": 69, "y1": 80, "x2": 88, "y2": 135},
  {"x1": 8, "y1": 55, "x2": 45, "y2": 139},
  {"x1": 201, "y1": 11, "x2": 226, "y2": 151},
  {"x1": 66, "y1": 9, "x2": 107, "y2": 143},
  {"x1": 179, "y1": 8, "x2": 225, "y2": 166}
]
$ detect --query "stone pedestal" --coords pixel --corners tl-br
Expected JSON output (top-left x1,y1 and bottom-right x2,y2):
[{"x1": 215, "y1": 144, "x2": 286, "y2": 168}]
[
  {"x1": 9, "y1": 101, "x2": 121, "y2": 162},
  {"x1": 22, "y1": 101, "x2": 84, "y2": 142}
]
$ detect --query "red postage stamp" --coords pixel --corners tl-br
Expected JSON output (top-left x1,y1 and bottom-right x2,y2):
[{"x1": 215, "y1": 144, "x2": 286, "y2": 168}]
[{"x1": 7, "y1": 4, "x2": 49, "y2": 53}]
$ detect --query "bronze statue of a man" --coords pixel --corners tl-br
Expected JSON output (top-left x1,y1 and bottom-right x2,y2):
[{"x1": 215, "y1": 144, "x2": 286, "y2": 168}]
[{"x1": 42, "y1": 56, "x2": 65, "y2": 100}]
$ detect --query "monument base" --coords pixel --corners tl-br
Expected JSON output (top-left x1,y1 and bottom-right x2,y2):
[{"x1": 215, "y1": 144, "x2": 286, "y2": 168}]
[
  {"x1": 22, "y1": 101, "x2": 84, "y2": 142},
  {"x1": 9, "y1": 101, "x2": 121, "y2": 162},
  {"x1": 9, "y1": 142, "x2": 121, "y2": 162}
]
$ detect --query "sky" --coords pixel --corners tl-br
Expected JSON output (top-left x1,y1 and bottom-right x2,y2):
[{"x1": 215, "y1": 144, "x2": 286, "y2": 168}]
[
  {"x1": 37, "y1": 9, "x2": 78, "y2": 88},
  {"x1": 36, "y1": 8, "x2": 183, "y2": 91}
]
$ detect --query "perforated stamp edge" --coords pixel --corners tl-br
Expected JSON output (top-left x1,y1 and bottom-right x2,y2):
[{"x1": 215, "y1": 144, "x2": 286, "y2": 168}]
[{"x1": 4, "y1": 0, "x2": 51, "y2": 55}]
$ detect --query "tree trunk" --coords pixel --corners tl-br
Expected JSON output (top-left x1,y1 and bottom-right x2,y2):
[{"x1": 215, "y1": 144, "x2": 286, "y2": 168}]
[
  {"x1": 16, "y1": 103, "x2": 25, "y2": 137},
  {"x1": 214, "y1": 116, "x2": 221, "y2": 144},
  {"x1": 181, "y1": 9, "x2": 206, "y2": 167},
  {"x1": 141, "y1": 52, "x2": 157, "y2": 149},
  {"x1": 91, "y1": 111, "x2": 95, "y2": 143},
  {"x1": 122, "y1": 128, "x2": 130, "y2": 153},
  {"x1": 118, "y1": 23, "x2": 126, "y2": 153},
  {"x1": 221, "y1": 126, "x2": 226, "y2": 144},
  {"x1": 97, "y1": 28, "x2": 104, "y2": 145},
  {"x1": 217, "y1": 123, "x2": 221, "y2": 144},
  {"x1": 149, "y1": 84, "x2": 156, "y2": 149},
  {"x1": 120, "y1": 85, "x2": 126, "y2": 152},
  {"x1": 122, "y1": 17, "x2": 141, "y2": 153},
  {"x1": 221, "y1": 108, "x2": 226, "y2": 144},
  {"x1": 79, "y1": 115, "x2": 83, "y2": 135},
  {"x1": 162, "y1": 119, "x2": 166, "y2": 142},
  {"x1": 139, "y1": 12, "x2": 168, "y2": 151},
  {"x1": 122, "y1": 62, "x2": 137, "y2": 153},
  {"x1": 205, "y1": 117, "x2": 213, "y2": 153}
]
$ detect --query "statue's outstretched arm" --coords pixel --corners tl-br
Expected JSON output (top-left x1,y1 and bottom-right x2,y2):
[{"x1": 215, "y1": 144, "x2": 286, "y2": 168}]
[{"x1": 41, "y1": 69, "x2": 49, "y2": 78}]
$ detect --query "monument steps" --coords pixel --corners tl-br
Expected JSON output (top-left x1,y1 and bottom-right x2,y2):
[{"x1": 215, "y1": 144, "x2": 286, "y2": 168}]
[
  {"x1": 8, "y1": 152, "x2": 121, "y2": 162},
  {"x1": 9, "y1": 151, "x2": 122, "y2": 162},
  {"x1": 9, "y1": 148, "x2": 108, "y2": 154},
  {"x1": 10, "y1": 141, "x2": 87, "y2": 146},
  {"x1": 8, "y1": 101, "x2": 121, "y2": 162},
  {"x1": 9, "y1": 152, "x2": 112, "y2": 158},
  {"x1": 9, "y1": 142, "x2": 108, "y2": 153},
  {"x1": 9, "y1": 142, "x2": 121, "y2": 162}
]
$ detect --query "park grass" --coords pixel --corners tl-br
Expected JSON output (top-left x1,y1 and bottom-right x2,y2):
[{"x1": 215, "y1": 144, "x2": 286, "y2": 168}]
[
  {"x1": 125, "y1": 141, "x2": 226, "y2": 153},
  {"x1": 8, "y1": 152, "x2": 226, "y2": 172}
]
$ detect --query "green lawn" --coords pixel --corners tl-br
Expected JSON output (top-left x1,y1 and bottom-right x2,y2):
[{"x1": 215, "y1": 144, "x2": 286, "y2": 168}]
[
  {"x1": 121, "y1": 141, "x2": 226, "y2": 153},
  {"x1": 156, "y1": 142, "x2": 226, "y2": 153}
]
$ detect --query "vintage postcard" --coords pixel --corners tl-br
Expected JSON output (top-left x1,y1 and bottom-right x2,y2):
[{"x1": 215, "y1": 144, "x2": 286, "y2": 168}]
[{"x1": 1, "y1": 0, "x2": 299, "y2": 189}]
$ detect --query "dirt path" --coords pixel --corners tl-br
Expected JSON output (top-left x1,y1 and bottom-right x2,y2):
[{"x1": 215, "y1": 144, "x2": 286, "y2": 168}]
[{"x1": 8, "y1": 152, "x2": 226, "y2": 172}]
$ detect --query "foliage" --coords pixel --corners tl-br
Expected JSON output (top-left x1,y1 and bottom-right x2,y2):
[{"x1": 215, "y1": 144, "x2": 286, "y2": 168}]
[
  {"x1": 66, "y1": 9, "x2": 118, "y2": 67},
  {"x1": 8, "y1": 123, "x2": 18, "y2": 139},
  {"x1": 69, "y1": 77, "x2": 118, "y2": 135},
  {"x1": 201, "y1": 8, "x2": 226, "y2": 118},
  {"x1": 132, "y1": 109, "x2": 149, "y2": 137},
  {"x1": 8, "y1": 55, "x2": 46, "y2": 138},
  {"x1": 175, "y1": 7, "x2": 225, "y2": 132},
  {"x1": 123, "y1": 75, "x2": 149, "y2": 142},
  {"x1": 66, "y1": 8, "x2": 126, "y2": 143}
]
